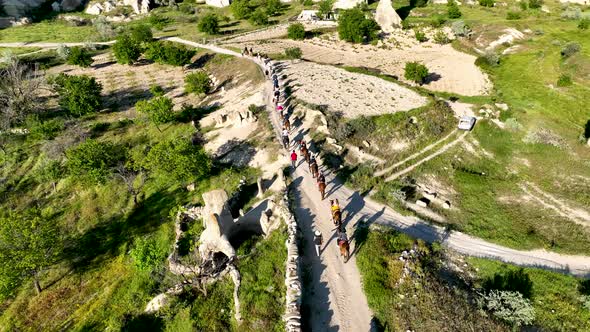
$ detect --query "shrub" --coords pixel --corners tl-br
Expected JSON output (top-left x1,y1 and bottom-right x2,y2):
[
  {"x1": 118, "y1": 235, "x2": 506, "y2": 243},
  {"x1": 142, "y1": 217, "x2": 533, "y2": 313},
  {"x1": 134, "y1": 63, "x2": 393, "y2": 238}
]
[
  {"x1": 433, "y1": 30, "x2": 450, "y2": 44},
  {"x1": 26, "y1": 116, "x2": 64, "y2": 140},
  {"x1": 561, "y1": 6, "x2": 582, "y2": 20},
  {"x1": 185, "y1": 71, "x2": 212, "y2": 95},
  {"x1": 198, "y1": 13, "x2": 220, "y2": 35},
  {"x1": 266, "y1": 0, "x2": 282, "y2": 16},
  {"x1": 66, "y1": 139, "x2": 125, "y2": 184},
  {"x1": 249, "y1": 8, "x2": 269, "y2": 26},
  {"x1": 430, "y1": 15, "x2": 446, "y2": 28},
  {"x1": 66, "y1": 46, "x2": 93, "y2": 68},
  {"x1": 93, "y1": 16, "x2": 117, "y2": 40},
  {"x1": 150, "y1": 84, "x2": 165, "y2": 97},
  {"x1": 578, "y1": 18, "x2": 590, "y2": 30},
  {"x1": 507, "y1": 11, "x2": 521, "y2": 20},
  {"x1": 36, "y1": 159, "x2": 64, "y2": 190},
  {"x1": 337, "y1": 8, "x2": 380, "y2": 43},
  {"x1": 113, "y1": 34, "x2": 142, "y2": 65},
  {"x1": 556, "y1": 74, "x2": 572, "y2": 87},
  {"x1": 401, "y1": 19, "x2": 411, "y2": 30},
  {"x1": 528, "y1": 0, "x2": 542, "y2": 9},
  {"x1": 519, "y1": 1, "x2": 528, "y2": 10},
  {"x1": 317, "y1": 0, "x2": 334, "y2": 19},
  {"x1": 505, "y1": 118, "x2": 523, "y2": 131},
  {"x1": 231, "y1": 0, "x2": 252, "y2": 19},
  {"x1": 288, "y1": 23, "x2": 306, "y2": 40},
  {"x1": 135, "y1": 96, "x2": 175, "y2": 131},
  {"x1": 285, "y1": 47, "x2": 302, "y2": 59},
  {"x1": 447, "y1": 1, "x2": 462, "y2": 19},
  {"x1": 144, "y1": 138, "x2": 211, "y2": 183},
  {"x1": 561, "y1": 42, "x2": 581, "y2": 58},
  {"x1": 479, "y1": 0, "x2": 494, "y2": 7},
  {"x1": 334, "y1": 122, "x2": 354, "y2": 141},
  {"x1": 145, "y1": 41, "x2": 195, "y2": 66},
  {"x1": 452, "y1": 20, "x2": 470, "y2": 36},
  {"x1": 414, "y1": 29, "x2": 427, "y2": 42},
  {"x1": 482, "y1": 290, "x2": 535, "y2": 327},
  {"x1": 130, "y1": 236, "x2": 168, "y2": 271},
  {"x1": 129, "y1": 24, "x2": 153, "y2": 44},
  {"x1": 404, "y1": 62, "x2": 429, "y2": 84},
  {"x1": 410, "y1": 0, "x2": 428, "y2": 7},
  {"x1": 56, "y1": 44, "x2": 71, "y2": 60},
  {"x1": 148, "y1": 14, "x2": 172, "y2": 30},
  {"x1": 475, "y1": 51, "x2": 500, "y2": 67},
  {"x1": 51, "y1": 73, "x2": 103, "y2": 117}
]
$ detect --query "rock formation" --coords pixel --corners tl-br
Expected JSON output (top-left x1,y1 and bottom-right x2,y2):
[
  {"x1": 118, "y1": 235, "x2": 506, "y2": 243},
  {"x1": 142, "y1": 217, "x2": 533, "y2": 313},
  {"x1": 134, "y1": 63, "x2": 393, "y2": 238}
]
[
  {"x1": 205, "y1": 0, "x2": 231, "y2": 7},
  {"x1": 2, "y1": 0, "x2": 47, "y2": 17},
  {"x1": 60, "y1": 0, "x2": 84, "y2": 11},
  {"x1": 85, "y1": 0, "x2": 151, "y2": 15},
  {"x1": 375, "y1": 0, "x2": 402, "y2": 33},
  {"x1": 198, "y1": 190, "x2": 236, "y2": 261}
]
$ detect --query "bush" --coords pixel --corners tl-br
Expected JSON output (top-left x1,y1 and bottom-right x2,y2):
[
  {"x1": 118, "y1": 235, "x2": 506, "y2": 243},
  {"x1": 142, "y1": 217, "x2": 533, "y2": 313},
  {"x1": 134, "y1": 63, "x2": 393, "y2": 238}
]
[
  {"x1": 557, "y1": 74, "x2": 572, "y2": 87},
  {"x1": 285, "y1": 47, "x2": 302, "y2": 59},
  {"x1": 528, "y1": 0, "x2": 542, "y2": 9},
  {"x1": 451, "y1": 20, "x2": 470, "y2": 36},
  {"x1": 430, "y1": 15, "x2": 446, "y2": 28},
  {"x1": 185, "y1": 71, "x2": 212, "y2": 95},
  {"x1": 337, "y1": 8, "x2": 380, "y2": 43},
  {"x1": 148, "y1": 14, "x2": 172, "y2": 30},
  {"x1": 482, "y1": 290, "x2": 535, "y2": 327},
  {"x1": 198, "y1": 13, "x2": 220, "y2": 35},
  {"x1": 475, "y1": 50, "x2": 500, "y2": 67},
  {"x1": 93, "y1": 16, "x2": 117, "y2": 40},
  {"x1": 129, "y1": 24, "x2": 153, "y2": 44},
  {"x1": 113, "y1": 34, "x2": 142, "y2": 65},
  {"x1": 52, "y1": 73, "x2": 103, "y2": 117},
  {"x1": 135, "y1": 96, "x2": 175, "y2": 131},
  {"x1": 447, "y1": 0, "x2": 462, "y2": 19},
  {"x1": 144, "y1": 138, "x2": 211, "y2": 183},
  {"x1": 410, "y1": 0, "x2": 428, "y2": 7},
  {"x1": 26, "y1": 116, "x2": 64, "y2": 140},
  {"x1": 561, "y1": 42, "x2": 581, "y2": 58},
  {"x1": 414, "y1": 29, "x2": 427, "y2": 42},
  {"x1": 266, "y1": 0, "x2": 282, "y2": 16},
  {"x1": 145, "y1": 41, "x2": 195, "y2": 66},
  {"x1": 231, "y1": 0, "x2": 252, "y2": 19},
  {"x1": 66, "y1": 139, "x2": 125, "y2": 184},
  {"x1": 56, "y1": 44, "x2": 71, "y2": 60},
  {"x1": 404, "y1": 62, "x2": 429, "y2": 84},
  {"x1": 150, "y1": 84, "x2": 165, "y2": 97},
  {"x1": 519, "y1": 1, "x2": 528, "y2": 10},
  {"x1": 578, "y1": 18, "x2": 590, "y2": 30},
  {"x1": 249, "y1": 8, "x2": 269, "y2": 26},
  {"x1": 130, "y1": 236, "x2": 168, "y2": 271},
  {"x1": 318, "y1": 0, "x2": 334, "y2": 19},
  {"x1": 433, "y1": 30, "x2": 450, "y2": 44},
  {"x1": 507, "y1": 11, "x2": 521, "y2": 20},
  {"x1": 479, "y1": 0, "x2": 494, "y2": 7},
  {"x1": 288, "y1": 23, "x2": 306, "y2": 40},
  {"x1": 401, "y1": 19, "x2": 411, "y2": 30},
  {"x1": 65, "y1": 46, "x2": 93, "y2": 68}
]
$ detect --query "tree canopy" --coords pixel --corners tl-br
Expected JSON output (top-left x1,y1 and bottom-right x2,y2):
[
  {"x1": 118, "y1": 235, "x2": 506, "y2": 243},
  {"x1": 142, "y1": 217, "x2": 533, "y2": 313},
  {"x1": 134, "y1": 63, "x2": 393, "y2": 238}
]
[
  {"x1": 113, "y1": 34, "x2": 142, "y2": 65},
  {"x1": 66, "y1": 139, "x2": 126, "y2": 184},
  {"x1": 337, "y1": 8, "x2": 380, "y2": 43},
  {"x1": 198, "y1": 14, "x2": 220, "y2": 35},
  {"x1": 66, "y1": 47, "x2": 93, "y2": 68},
  {"x1": 144, "y1": 138, "x2": 211, "y2": 183},
  {"x1": 185, "y1": 71, "x2": 213, "y2": 95},
  {"x1": 404, "y1": 61, "x2": 429, "y2": 84},
  {"x1": 135, "y1": 96, "x2": 175, "y2": 131},
  {"x1": 51, "y1": 73, "x2": 103, "y2": 117},
  {"x1": 287, "y1": 23, "x2": 306, "y2": 40}
]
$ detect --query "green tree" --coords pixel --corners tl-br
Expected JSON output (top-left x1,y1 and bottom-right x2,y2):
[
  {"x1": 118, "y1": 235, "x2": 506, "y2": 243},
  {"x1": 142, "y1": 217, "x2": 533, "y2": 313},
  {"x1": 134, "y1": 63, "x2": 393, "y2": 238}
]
[
  {"x1": 579, "y1": 18, "x2": 590, "y2": 30},
  {"x1": 144, "y1": 41, "x2": 196, "y2": 66},
  {"x1": 129, "y1": 24, "x2": 153, "y2": 44},
  {"x1": 285, "y1": 47, "x2": 302, "y2": 59},
  {"x1": 135, "y1": 96, "x2": 175, "y2": 131},
  {"x1": 144, "y1": 138, "x2": 211, "y2": 183},
  {"x1": 0, "y1": 210, "x2": 62, "y2": 299},
  {"x1": 266, "y1": 0, "x2": 282, "y2": 16},
  {"x1": 198, "y1": 13, "x2": 220, "y2": 35},
  {"x1": 185, "y1": 71, "x2": 212, "y2": 95},
  {"x1": 404, "y1": 61, "x2": 429, "y2": 84},
  {"x1": 317, "y1": 0, "x2": 334, "y2": 19},
  {"x1": 52, "y1": 73, "x2": 103, "y2": 117},
  {"x1": 231, "y1": 0, "x2": 252, "y2": 19},
  {"x1": 528, "y1": 0, "x2": 542, "y2": 9},
  {"x1": 113, "y1": 34, "x2": 142, "y2": 65},
  {"x1": 249, "y1": 8, "x2": 269, "y2": 26},
  {"x1": 66, "y1": 46, "x2": 93, "y2": 68},
  {"x1": 337, "y1": 8, "x2": 379, "y2": 43},
  {"x1": 66, "y1": 139, "x2": 125, "y2": 184},
  {"x1": 447, "y1": 0, "x2": 462, "y2": 18},
  {"x1": 288, "y1": 23, "x2": 306, "y2": 40},
  {"x1": 478, "y1": 0, "x2": 494, "y2": 7},
  {"x1": 36, "y1": 159, "x2": 64, "y2": 192}
]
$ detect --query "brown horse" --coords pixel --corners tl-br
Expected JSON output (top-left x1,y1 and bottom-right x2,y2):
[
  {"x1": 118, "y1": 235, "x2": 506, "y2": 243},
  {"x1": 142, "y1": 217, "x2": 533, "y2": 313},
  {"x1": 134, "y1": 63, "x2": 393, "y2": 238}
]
[
  {"x1": 283, "y1": 118, "x2": 291, "y2": 131},
  {"x1": 332, "y1": 209, "x2": 342, "y2": 228},
  {"x1": 339, "y1": 239, "x2": 350, "y2": 262},
  {"x1": 301, "y1": 147, "x2": 310, "y2": 164},
  {"x1": 310, "y1": 161, "x2": 319, "y2": 179},
  {"x1": 318, "y1": 181, "x2": 326, "y2": 200}
]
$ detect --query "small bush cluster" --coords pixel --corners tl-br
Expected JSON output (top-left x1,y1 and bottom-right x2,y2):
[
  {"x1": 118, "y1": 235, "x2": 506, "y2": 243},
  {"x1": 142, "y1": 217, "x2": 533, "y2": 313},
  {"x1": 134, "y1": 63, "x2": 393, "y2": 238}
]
[
  {"x1": 51, "y1": 73, "x2": 103, "y2": 117},
  {"x1": 26, "y1": 116, "x2": 64, "y2": 141},
  {"x1": 430, "y1": 15, "x2": 446, "y2": 28},
  {"x1": 66, "y1": 139, "x2": 125, "y2": 184},
  {"x1": 561, "y1": 42, "x2": 581, "y2": 58},
  {"x1": 507, "y1": 11, "x2": 521, "y2": 20},
  {"x1": 480, "y1": 290, "x2": 535, "y2": 327},
  {"x1": 185, "y1": 71, "x2": 212, "y2": 95},
  {"x1": 145, "y1": 41, "x2": 196, "y2": 66},
  {"x1": 479, "y1": 0, "x2": 494, "y2": 7},
  {"x1": 113, "y1": 34, "x2": 142, "y2": 65},
  {"x1": 288, "y1": 23, "x2": 306, "y2": 40},
  {"x1": 579, "y1": 18, "x2": 590, "y2": 30},
  {"x1": 337, "y1": 8, "x2": 380, "y2": 43},
  {"x1": 285, "y1": 47, "x2": 303, "y2": 59},
  {"x1": 66, "y1": 46, "x2": 93, "y2": 68},
  {"x1": 528, "y1": 0, "x2": 543, "y2": 9},
  {"x1": 414, "y1": 29, "x2": 427, "y2": 42},
  {"x1": 404, "y1": 62, "x2": 429, "y2": 84},
  {"x1": 198, "y1": 13, "x2": 220, "y2": 35},
  {"x1": 448, "y1": 0, "x2": 462, "y2": 19},
  {"x1": 475, "y1": 51, "x2": 500, "y2": 68},
  {"x1": 433, "y1": 30, "x2": 450, "y2": 44},
  {"x1": 130, "y1": 236, "x2": 169, "y2": 271},
  {"x1": 452, "y1": 20, "x2": 471, "y2": 37},
  {"x1": 556, "y1": 74, "x2": 572, "y2": 87},
  {"x1": 249, "y1": 8, "x2": 269, "y2": 26}
]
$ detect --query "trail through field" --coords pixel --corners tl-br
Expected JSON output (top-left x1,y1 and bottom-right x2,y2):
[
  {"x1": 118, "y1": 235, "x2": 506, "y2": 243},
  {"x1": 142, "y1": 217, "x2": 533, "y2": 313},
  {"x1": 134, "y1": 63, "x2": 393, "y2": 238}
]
[
  {"x1": 520, "y1": 182, "x2": 590, "y2": 227},
  {"x1": 375, "y1": 129, "x2": 458, "y2": 177},
  {"x1": 384, "y1": 131, "x2": 469, "y2": 182}
]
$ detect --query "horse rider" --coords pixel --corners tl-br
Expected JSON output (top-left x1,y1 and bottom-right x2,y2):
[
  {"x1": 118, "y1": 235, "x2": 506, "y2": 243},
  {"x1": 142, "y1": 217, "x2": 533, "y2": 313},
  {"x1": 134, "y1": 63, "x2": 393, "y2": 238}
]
[
  {"x1": 290, "y1": 150, "x2": 298, "y2": 168},
  {"x1": 337, "y1": 229, "x2": 348, "y2": 246},
  {"x1": 331, "y1": 199, "x2": 341, "y2": 215},
  {"x1": 313, "y1": 229, "x2": 323, "y2": 256},
  {"x1": 282, "y1": 128, "x2": 289, "y2": 148},
  {"x1": 309, "y1": 155, "x2": 317, "y2": 169},
  {"x1": 317, "y1": 172, "x2": 325, "y2": 184}
]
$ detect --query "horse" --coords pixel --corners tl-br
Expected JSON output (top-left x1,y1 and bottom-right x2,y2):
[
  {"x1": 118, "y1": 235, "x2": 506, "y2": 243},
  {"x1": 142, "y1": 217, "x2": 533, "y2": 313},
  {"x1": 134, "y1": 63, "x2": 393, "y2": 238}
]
[
  {"x1": 310, "y1": 161, "x2": 319, "y2": 179},
  {"x1": 300, "y1": 146, "x2": 309, "y2": 164},
  {"x1": 332, "y1": 209, "x2": 342, "y2": 228},
  {"x1": 318, "y1": 180, "x2": 326, "y2": 200},
  {"x1": 338, "y1": 239, "x2": 350, "y2": 262},
  {"x1": 282, "y1": 135, "x2": 290, "y2": 149},
  {"x1": 283, "y1": 118, "x2": 291, "y2": 131}
]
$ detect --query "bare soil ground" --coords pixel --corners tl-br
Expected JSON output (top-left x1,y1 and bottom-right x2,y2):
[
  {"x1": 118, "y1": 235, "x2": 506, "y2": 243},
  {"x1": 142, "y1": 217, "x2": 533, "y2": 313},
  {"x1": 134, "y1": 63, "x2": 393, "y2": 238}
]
[
  {"x1": 227, "y1": 30, "x2": 491, "y2": 96},
  {"x1": 285, "y1": 61, "x2": 428, "y2": 117}
]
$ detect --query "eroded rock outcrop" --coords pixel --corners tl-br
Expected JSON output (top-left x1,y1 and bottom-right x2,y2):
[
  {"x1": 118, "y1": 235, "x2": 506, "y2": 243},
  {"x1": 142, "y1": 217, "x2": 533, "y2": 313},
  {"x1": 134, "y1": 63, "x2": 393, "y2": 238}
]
[{"x1": 375, "y1": 0, "x2": 402, "y2": 33}]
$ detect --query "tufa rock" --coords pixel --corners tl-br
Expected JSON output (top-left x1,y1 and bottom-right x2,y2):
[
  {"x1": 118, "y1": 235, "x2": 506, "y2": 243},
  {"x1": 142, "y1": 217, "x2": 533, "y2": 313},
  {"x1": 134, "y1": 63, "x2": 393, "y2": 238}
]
[{"x1": 375, "y1": 0, "x2": 402, "y2": 33}]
